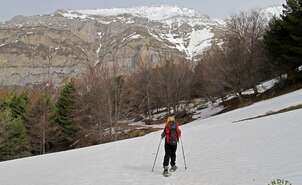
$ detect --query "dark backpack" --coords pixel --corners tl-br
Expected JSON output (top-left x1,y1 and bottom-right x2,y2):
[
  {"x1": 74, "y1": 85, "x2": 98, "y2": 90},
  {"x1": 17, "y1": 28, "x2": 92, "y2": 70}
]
[{"x1": 170, "y1": 122, "x2": 178, "y2": 145}]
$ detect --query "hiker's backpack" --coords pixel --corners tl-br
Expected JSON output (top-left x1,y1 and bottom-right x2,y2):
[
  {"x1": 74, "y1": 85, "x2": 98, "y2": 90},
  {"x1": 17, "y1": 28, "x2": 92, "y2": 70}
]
[
  {"x1": 170, "y1": 122, "x2": 178, "y2": 145},
  {"x1": 164, "y1": 122, "x2": 181, "y2": 145}
]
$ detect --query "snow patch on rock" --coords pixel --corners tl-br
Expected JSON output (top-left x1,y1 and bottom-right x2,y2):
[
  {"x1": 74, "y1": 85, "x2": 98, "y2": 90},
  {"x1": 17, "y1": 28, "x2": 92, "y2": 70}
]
[
  {"x1": 187, "y1": 28, "x2": 214, "y2": 57},
  {"x1": 61, "y1": 12, "x2": 89, "y2": 20}
]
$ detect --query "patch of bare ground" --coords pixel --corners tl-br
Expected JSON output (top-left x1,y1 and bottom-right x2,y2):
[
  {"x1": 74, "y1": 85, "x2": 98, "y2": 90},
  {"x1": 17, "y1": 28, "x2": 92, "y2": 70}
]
[{"x1": 233, "y1": 104, "x2": 302, "y2": 123}]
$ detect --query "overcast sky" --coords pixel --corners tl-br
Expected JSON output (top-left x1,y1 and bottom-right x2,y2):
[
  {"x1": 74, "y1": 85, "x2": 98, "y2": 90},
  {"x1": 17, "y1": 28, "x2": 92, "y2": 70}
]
[{"x1": 0, "y1": 0, "x2": 285, "y2": 21}]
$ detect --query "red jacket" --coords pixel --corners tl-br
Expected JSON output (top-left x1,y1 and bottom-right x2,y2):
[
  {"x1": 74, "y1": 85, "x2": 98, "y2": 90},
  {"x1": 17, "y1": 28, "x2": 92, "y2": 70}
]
[{"x1": 162, "y1": 122, "x2": 181, "y2": 144}]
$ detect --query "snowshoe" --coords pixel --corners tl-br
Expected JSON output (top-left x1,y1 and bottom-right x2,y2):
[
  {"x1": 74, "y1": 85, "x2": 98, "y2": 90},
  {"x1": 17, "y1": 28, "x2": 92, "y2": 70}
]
[
  {"x1": 170, "y1": 165, "x2": 178, "y2": 172},
  {"x1": 163, "y1": 166, "x2": 171, "y2": 177},
  {"x1": 163, "y1": 170, "x2": 171, "y2": 177}
]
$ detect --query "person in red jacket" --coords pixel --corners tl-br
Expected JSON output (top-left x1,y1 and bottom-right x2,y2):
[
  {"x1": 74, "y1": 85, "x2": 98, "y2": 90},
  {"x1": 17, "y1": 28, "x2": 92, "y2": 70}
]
[{"x1": 161, "y1": 116, "x2": 181, "y2": 174}]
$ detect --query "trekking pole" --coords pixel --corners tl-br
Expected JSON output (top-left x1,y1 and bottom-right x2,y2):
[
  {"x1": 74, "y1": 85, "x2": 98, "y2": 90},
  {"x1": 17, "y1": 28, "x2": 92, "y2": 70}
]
[
  {"x1": 152, "y1": 137, "x2": 163, "y2": 172},
  {"x1": 180, "y1": 137, "x2": 187, "y2": 170}
]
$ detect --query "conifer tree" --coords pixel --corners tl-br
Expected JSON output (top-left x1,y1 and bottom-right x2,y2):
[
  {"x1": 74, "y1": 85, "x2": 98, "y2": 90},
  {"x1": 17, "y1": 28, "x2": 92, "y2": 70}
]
[
  {"x1": 4, "y1": 92, "x2": 29, "y2": 121},
  {"x1": 54, "y1": 81, "x2": 78, "y2": 145},
  {"x1": 264, "y1": 0, "x2": 302, "y2": 72},
  {"x1": 0, "y1": 109, "x2": 30, "y2": 161}
]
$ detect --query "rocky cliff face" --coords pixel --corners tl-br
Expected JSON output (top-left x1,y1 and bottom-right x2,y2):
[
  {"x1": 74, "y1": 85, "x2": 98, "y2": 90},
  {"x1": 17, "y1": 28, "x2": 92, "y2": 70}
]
[{"x1": 0, "y1": 6, "x2": 230, "y2": 86}]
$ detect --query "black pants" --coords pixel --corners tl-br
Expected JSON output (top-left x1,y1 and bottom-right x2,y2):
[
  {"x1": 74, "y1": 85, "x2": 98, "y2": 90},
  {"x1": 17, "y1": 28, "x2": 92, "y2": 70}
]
[{"x1": 163, "y1": 143, "x2": 177, "y2": 167}]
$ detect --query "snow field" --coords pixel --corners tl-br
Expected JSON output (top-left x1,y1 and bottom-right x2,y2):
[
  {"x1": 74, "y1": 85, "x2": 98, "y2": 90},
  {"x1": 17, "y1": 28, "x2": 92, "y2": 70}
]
[{"x1": 0, "y1": 89, "x2": 302, "y2": 185}]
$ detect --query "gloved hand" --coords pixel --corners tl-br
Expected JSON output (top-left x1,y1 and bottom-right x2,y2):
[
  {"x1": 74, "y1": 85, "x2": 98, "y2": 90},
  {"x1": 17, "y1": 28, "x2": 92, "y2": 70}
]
[{"x1": 161, "y1": 132, "x2": 165, "y2": 139}]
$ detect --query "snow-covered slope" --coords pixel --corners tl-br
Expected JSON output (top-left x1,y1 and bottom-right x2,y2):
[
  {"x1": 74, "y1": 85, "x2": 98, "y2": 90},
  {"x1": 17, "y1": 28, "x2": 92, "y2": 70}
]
[{"x1": 1, "y1": 89, "x2": 302, "y2": 185}]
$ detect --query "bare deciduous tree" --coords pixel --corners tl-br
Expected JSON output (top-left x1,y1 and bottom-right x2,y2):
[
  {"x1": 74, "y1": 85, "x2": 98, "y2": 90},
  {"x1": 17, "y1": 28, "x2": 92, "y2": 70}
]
[
  {"x1": 151, "y1": 60, "x2": 193, "y2": 114},
  {"x1": 223, "y1": 10, "x2": 272, "y2": 94},
  {"x1": 195, "y1": 10, "x2": 272, "y2": 101}
]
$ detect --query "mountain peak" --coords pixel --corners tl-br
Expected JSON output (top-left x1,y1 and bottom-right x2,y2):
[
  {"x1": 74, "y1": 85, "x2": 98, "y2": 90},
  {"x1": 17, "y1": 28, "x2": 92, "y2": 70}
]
[
  {"x1": 62, "y1": 5, "x2": 206, "y2": 21},
  {"x1": 261, "y1": 6, "x2": 283, "y2": 20}
]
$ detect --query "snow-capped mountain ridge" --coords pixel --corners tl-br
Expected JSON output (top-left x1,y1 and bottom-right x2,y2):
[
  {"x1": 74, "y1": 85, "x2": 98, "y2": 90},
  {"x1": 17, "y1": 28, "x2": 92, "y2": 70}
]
[
  {"x1": 0, "y1": 6, "x2": 284, "y2": 86},
  {"x1": 58, "y1": 5, "x2": 283, "y2": 60},
  {"x1": 260, "y1": 6, "x2": 283, "y2": 20},
  {"x1": 57, "y1": 5, "x2": 221, "y2": 60},
  {"x1": 68, "y1": 5, "x2": 206, "y2": 21}
]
